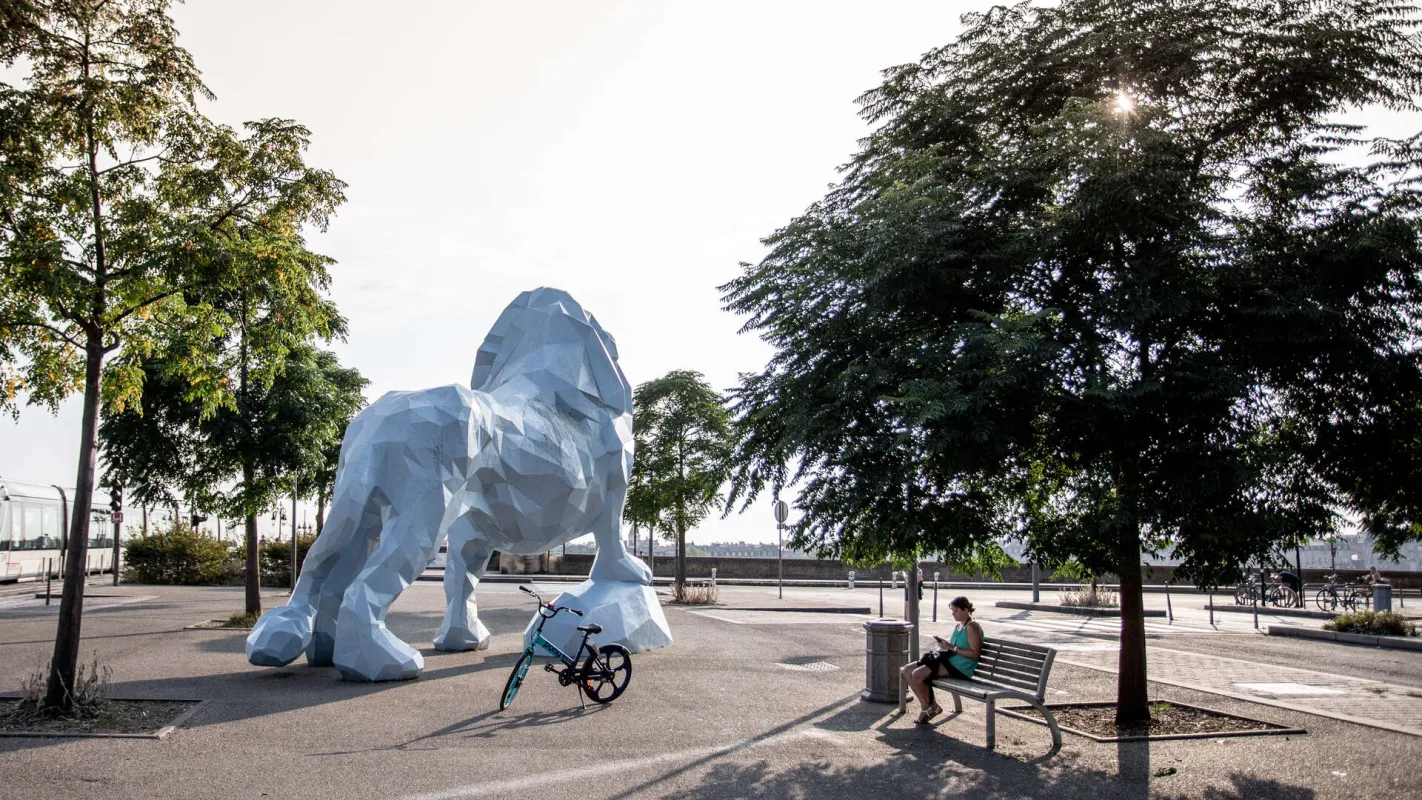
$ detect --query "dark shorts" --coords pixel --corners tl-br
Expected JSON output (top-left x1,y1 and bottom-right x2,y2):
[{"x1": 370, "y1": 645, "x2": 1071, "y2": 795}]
[{"x1": 916, "y1": 650, "x2": 970, "y2": 681}]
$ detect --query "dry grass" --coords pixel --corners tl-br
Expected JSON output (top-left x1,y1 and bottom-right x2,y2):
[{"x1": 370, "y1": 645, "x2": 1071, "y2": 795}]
[
  {"x1": 671, "y1": 582, "x2": 719, "y2": 605},
  {"x1": 5, "y1": 652, "x2": 113, "y2": 721},
  {"x1": 225, "y1": 611, "x2": 261, "y2": 628},
  {"x1": 1058, "y1": 584, "x2": 1119, "y2": 608}
]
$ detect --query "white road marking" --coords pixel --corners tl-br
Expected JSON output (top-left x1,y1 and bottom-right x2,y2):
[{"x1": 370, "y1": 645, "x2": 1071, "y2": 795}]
[{"x1": 397, "y1": 729, "x2": 839, "y2": 800}]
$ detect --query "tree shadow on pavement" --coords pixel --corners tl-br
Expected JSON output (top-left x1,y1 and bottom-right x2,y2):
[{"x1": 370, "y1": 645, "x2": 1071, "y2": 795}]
[
  {"x1": 658, "y1": 756, "x2": 1314, "y2": 800},
  {"x1": 639, "y1": 695, "x2": 1318, "y2": 800}
]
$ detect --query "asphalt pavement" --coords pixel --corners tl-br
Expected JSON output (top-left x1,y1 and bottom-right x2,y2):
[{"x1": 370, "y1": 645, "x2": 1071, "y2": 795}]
[{"x1": 0, "y1": 581, "x2": 1418, "y2": 799}]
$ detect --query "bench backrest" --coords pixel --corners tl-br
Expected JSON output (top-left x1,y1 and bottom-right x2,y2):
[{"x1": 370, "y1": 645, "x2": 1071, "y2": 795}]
[{"x1": 972, "y1": 638, "x2": 1056, "y2": 702}]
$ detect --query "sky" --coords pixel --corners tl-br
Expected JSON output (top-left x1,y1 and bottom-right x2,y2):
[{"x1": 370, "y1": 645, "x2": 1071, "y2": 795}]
[
  {"x1": 4, "y1": 2, "x2": 1419, "y2": 548},
  {"x1": 0, "y1": 0, "x2": 980, "y2": 544}
]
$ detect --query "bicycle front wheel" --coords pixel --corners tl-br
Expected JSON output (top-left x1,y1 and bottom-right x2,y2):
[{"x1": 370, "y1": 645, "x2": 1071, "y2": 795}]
[
  {"x1": 500, "y1": 651, "x2": 534, "y2": 711},
  {"x1": 1315, "y1": 588, "x2": 1338, "y2": 612},
  {"x1": 580, "y1": 643, "x2": 632, "y2": 704}
]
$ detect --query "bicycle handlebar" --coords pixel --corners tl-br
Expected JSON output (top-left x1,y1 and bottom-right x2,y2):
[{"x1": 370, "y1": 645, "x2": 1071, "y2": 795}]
[{"x1": 521, "y1": 585, "x2": 584, "y2": 617}]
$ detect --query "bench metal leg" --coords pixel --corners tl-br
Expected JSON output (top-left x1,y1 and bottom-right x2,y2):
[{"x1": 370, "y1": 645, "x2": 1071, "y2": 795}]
[
  {"x1": 985, "y1": 697, "x2": 996, "y2": 750},
  {"x1": 951, "y1": 692, "x2": 962, "y2": 713},
  {"x1": 1034, "y1": 700, "x2": 1062, "y2": 749}
]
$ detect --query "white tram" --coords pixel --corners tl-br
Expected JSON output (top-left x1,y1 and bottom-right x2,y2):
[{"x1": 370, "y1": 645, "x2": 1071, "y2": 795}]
[{"x1": 0, "y1": 477, "x2": 118, "y2": 583}]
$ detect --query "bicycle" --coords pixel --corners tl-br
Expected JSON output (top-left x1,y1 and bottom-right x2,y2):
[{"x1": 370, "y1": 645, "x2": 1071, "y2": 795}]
[
  {"x1": 499, "y1": 585, "x2": 632, "y2": 711},
  {"x1": 1315, "y1": 574, "x2": 1342, "y2": 612}
]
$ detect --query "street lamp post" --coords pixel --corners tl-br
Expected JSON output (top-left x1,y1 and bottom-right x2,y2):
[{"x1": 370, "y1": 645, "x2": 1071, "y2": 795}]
[{"x1": 774, "y1": 500, "x2": 789, "y2": 600}]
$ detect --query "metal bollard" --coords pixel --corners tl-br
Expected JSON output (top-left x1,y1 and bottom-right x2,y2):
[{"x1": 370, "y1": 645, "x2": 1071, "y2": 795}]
[
  {"x1": 45, "y1": 558, "x2": 52, "y2": 606},
  {"x1": 933, "y1": 572, "x2": 940, "y2": 622},
  {"x1": 847, "y1": 570, "x2": 855, "y2": 590}
]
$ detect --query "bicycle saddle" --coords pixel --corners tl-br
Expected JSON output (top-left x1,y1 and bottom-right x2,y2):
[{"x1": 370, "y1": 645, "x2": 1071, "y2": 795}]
[{"x1": 577, "y1": 623, "x2": 603, "y2": 635}]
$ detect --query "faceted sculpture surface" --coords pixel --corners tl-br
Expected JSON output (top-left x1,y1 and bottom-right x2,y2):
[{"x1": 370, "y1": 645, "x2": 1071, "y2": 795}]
[{"x1": 246, "y1": 288, "x2": 671, "y2": 680}]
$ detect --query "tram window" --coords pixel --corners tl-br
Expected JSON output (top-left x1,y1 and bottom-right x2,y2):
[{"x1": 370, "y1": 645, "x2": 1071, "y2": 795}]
[
  {"x1": 42, "y1": 504, "x2": 60, "y2": 548},
  {"x1": 21, "y1": 503, "x2": 43, "y2": 550},
  {"x1": 89, "y1": 511, "x2": 112, "y2": 549}
]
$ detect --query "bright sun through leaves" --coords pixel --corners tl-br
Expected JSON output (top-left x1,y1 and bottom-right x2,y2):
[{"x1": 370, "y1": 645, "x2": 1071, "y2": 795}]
[{"x1": 1115, "y1": 89, "x2": 1135, "y2": 114}]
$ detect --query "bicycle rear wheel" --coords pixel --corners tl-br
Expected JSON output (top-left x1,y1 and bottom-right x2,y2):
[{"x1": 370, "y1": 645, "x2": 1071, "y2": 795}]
[
  {"x1": 580, "y1": 643, "x2": 632, "y2": 704},
  {"x1": 500, "y1": 650, "x2": 534, "y2": 711}
]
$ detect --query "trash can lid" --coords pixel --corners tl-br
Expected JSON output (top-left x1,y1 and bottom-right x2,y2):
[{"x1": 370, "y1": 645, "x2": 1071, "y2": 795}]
[{"x1": 863, "y1": 619, "x2": 915, "y2": 630}]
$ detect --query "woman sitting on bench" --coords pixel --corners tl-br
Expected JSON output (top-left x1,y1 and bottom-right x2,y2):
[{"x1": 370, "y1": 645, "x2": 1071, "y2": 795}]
[{"x1": 902, "y1": 595, "x2": 983, "y2": 724}]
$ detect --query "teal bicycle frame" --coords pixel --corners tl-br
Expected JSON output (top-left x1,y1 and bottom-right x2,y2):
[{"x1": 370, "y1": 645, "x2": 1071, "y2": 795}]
[{"x1": 500, "y1": 587, "x2": 605, "y2": 711}]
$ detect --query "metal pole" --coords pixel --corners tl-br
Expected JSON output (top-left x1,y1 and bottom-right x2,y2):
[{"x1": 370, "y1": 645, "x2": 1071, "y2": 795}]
[
  {"x1": 777, "y1": 521, "x2": 783, "y2": 600},
  {"x1": 1165, "y1": 582, "x2": 1173, "y2": 622},
  {"x1": 933, "y1": 571, "x2": 939, "y2": 622},
  {"x1": 291, "y1": 480, "x2": 299, "y2": 590},
  {"x1": 878, "y1": 570, "x2": 884, "y2": 618},
  {"x1": 1209, "y1": 591, "x2": 1214, "y2": 626},
  {"x1": 45, "y1": 558, "x2": 52, "y2": 605},
  {"x1": 1253, "y1": 563, "x2": 1260, "y2": 630},
  {"x1": 1295, "y1": 545, "x2": 1304, "y2": 608},
  {"x1": 112, "y1": 510, "x2": 121, "y2": 586},
  {"x1": 1031, "y1": 559, "x2": 1040, "y2": 604}
]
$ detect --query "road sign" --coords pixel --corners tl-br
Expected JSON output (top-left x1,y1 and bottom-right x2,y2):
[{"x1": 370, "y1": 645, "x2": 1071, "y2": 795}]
[
  {"x1": 112, "y1": 511, "x2": 124, "y2": 523},
  {"x1": 774, "y1": 500, "x2": 789, "y2": 524}
]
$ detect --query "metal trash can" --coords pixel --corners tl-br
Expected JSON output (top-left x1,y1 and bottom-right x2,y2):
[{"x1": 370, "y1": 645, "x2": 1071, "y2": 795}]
[
  {"x1": 862, "y1": 619, "x2": 913, "y2": 703},
  {"x1": 1373, "y1": 584, "x2": 1393, "y2": 612}
]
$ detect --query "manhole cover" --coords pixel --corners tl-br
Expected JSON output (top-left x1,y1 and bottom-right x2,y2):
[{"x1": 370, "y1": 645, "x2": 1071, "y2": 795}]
[{"x1": 778, "y1": 661, "x2": 840, "y2": 672}]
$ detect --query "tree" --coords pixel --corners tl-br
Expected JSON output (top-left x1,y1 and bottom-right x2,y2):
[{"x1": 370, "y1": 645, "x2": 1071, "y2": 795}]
[
  {"x1": 629, "y1": 370, "x2": 733, "y2": 595},
  {"x1": 721, "y1": 0, "x2": 1422, "y2": 724},
  {"x1": 0, "y1": 1, "x2": 344, "y2": 711},
  {"x1": 101, "y1": 344, "x2": 367, "y2": 611}
]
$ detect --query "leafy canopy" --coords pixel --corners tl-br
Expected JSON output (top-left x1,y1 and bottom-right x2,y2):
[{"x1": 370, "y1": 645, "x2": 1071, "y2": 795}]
[
  {"x1": 721, "y1": 0, "x2": 1422, "y2": 587},
  {"x1": 629, "y1": 369, "x2": 734, "y2": 541}
]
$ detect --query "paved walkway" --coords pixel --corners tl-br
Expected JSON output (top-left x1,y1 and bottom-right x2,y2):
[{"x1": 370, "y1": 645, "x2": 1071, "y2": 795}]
[{"x1": 1058, "y1": 646, "x2": 1422, "y2": 737}]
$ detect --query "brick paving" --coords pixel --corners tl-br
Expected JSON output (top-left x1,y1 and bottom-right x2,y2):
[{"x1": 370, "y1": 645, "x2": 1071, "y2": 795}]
[{"x1": 1057, "y1": 645, "x2": 1422, "y2": 737}]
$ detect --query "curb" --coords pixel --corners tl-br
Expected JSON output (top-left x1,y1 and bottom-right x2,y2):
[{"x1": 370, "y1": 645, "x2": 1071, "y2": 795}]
[
  {"x1": 1207, "y1": 604, "x2": 1338, "y2": 620},
  {"x1": 995, "y1": 600, "x2": 1167, "y2": 618},
  {"x1": 715, "y1": 606, "x2": 872, "y2": 614},
  {"x1": 1054, "y1": 654, "x2": 1422, "y2": 738},
  {"x1": 1266, "y1": 625, "x2": 1422, "y2": 651}
]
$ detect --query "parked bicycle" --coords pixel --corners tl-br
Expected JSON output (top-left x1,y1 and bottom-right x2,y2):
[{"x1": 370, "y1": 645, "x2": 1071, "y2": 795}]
[
  {"x1": 1233, "y1": 571, "x2": 1296, "y2": 607},
  {"x1": 1315, "y1": 574, "x2": 1370, "y2": 612},
  {"x1": 500, "y1": 585, "x2": 632, "y2": 711}
]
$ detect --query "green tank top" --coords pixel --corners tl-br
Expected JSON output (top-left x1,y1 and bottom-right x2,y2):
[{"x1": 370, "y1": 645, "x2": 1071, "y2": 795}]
[{"x1": 947, "y1": 623, "x2": 978, "y2": 677}]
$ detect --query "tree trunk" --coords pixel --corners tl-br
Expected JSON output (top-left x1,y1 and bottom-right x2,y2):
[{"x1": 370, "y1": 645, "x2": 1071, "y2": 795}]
[
  {"x1": 675, "y1": 513, "x2": 686, "y2": 596},
  {"x1": 316, "y1": 485, "x2": 326, "y2": 536},
  {"x1": 1116, "y1": 537, "x2": 1149, "y2": 725},
  {"x1": 243, "y1": 465, "x2": 261, "y2": 616},
  {"x1": 45, "y1": 341, "x2": 104, "y2": 711}
]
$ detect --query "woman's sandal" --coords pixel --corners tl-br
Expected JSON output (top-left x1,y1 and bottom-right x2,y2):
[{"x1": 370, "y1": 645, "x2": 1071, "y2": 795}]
[{"x1": 914, "y1": 705, "x2": 943, "y2": 725}]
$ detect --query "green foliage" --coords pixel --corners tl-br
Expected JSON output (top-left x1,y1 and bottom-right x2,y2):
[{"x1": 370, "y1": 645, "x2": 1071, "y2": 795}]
[
  {"x1": 100, "y1": 345, "x2": 367, "y2": 520},
  {"x1": 0, "y1": 0, "x2": 348, "y2": 705},
  {"x1": 122, "y1": 522, "x2": 233, "y2": 585},
  {"x1": 255, "y1": 532, "x2": 316, "y2": 588},
  {"x1": 1323, "y1": 610, "x2": 1419, "y2": 637},
  {"x1": 721, "y1": 0, "x2": 1422, "y2": 588},
  {"x1": 628, "y1": 370, "x2": 734, "y2": 587}
]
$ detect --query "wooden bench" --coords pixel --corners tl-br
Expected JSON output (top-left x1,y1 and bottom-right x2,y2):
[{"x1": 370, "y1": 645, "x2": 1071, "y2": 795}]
[{"x1": 926, "y1": 637, "x2": 1062, "y2": 750}]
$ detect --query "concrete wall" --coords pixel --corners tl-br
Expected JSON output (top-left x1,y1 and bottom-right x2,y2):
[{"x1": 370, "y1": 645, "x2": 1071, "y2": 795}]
[{"x1": 499, "y1": 552, "x2": 1422, "y2": 589}]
